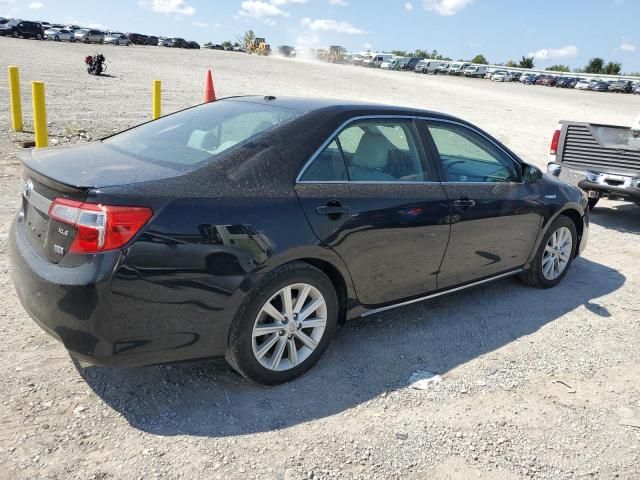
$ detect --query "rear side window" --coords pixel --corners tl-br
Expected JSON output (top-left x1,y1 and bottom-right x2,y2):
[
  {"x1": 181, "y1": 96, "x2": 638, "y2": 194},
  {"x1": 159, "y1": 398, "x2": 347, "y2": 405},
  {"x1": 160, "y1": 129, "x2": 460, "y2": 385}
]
[
  {"x1": 300, "y1": 120, "x2": 428, "y2": 182},
  {"x1": 426, "y1": 122, "x2": 520, "y2": 183},
  {"x1": 104, "y1": 100, "x2": 300, "y2": 170},
  {"x1": 300, "y1": 140, "x2": 347, "y2": 182}
]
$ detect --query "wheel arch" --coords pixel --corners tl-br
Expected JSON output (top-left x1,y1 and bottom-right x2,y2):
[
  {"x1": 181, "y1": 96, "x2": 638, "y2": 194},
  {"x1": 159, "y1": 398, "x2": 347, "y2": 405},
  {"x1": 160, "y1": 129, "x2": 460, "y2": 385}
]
[{"x1": 525, "y1": 203, "x2": 585, "y2": 268}]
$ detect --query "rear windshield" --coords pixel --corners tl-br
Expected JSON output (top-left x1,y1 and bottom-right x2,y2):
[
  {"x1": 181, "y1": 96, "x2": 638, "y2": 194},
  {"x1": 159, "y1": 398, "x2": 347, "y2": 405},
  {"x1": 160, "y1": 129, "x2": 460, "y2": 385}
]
[{"x1": 103, "y1": 100, "x2": 301, "y2": 170}]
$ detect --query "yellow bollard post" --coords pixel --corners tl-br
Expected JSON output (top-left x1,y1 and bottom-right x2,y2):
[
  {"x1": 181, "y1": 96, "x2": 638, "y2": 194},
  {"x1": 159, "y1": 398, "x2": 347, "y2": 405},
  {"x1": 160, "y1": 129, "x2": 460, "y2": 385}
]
[
  {"x1": 31, "y1": 81, "x2": 48, "y2": 148},
  {"x1": 8, "y1": 66, "x2": 23, "y2": 132},
  {"x1": 152, "y1": 80, "x2": 161, "y2": 119}
]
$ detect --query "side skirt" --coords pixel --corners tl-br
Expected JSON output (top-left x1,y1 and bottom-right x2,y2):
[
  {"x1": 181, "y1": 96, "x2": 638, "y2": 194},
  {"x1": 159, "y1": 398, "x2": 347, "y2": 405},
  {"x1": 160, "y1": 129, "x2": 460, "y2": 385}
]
[{"x1": 360, "y1": 268, "x2": 524, "y2": 318}]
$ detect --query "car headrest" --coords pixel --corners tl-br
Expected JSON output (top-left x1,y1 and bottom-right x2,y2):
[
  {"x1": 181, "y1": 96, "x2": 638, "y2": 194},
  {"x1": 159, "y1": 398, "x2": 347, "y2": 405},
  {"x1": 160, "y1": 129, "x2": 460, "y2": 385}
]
[{"x1": 352, "y1": 132, "x2": 389, "y2": 170}]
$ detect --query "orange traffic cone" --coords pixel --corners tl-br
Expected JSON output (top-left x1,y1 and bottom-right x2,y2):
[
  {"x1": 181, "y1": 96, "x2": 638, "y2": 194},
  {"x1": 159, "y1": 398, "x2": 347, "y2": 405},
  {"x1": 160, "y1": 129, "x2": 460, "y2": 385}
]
[{"x1": 204, "y1": 69, "x2": 216, "y2": 103}]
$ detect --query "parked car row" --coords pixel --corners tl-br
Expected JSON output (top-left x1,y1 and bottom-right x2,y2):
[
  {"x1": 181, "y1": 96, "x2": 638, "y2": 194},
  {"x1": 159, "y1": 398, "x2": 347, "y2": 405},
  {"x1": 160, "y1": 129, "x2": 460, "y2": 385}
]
[
  {"x1": 345, "y1": 52, "x2": 640, "y2": 94},
  {"x1": 507, "y1": 73, "x2": 639, "y2": 93},
  {"x1": 0, "y1": 17, "x2": 200, "y2": 49}
]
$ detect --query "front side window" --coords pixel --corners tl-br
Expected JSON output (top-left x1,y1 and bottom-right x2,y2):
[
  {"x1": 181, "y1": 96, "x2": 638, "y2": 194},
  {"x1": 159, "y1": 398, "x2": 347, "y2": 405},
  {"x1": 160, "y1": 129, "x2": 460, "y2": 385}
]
[{"x1": 427, "y1": 122, "x2": 520, "y2": 183}]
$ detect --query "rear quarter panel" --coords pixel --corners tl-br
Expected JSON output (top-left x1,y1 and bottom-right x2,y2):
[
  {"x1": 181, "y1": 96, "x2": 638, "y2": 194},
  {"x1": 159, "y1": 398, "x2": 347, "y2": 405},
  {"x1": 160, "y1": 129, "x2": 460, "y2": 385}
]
[{"x1": 106, "y1": 194, "x2": 353, "y2": 356}]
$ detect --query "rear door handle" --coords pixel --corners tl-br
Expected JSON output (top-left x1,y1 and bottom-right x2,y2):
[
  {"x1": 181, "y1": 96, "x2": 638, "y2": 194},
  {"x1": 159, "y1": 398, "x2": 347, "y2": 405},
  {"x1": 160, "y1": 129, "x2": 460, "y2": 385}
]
[
  {"x1": 453, "y1": 197, "x2": 476, "y2": 209},
  {"x1": 316, "y1": 202, "x2": 350, "y2": 215}
]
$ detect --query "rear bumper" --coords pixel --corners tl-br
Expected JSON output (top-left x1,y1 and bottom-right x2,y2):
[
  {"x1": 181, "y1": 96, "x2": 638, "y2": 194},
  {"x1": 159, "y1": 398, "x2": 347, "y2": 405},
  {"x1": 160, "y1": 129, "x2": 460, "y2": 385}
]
[
  {"x1": 9, "y1": 213, "x2": 232, "y2": 367},
  {"x1": 548, "y1": 163, "x2": 640, "y2": 203}
]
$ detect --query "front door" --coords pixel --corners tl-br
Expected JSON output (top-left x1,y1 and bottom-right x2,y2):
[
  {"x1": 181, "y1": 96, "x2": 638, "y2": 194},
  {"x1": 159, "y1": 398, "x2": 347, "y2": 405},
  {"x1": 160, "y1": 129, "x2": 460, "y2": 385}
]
[
  {"x1": 422, "y1": 120, "x2": 545, "y2": 288},
  {"x1": 295, "y1": 118, "x2": 451, "y2": 307}
]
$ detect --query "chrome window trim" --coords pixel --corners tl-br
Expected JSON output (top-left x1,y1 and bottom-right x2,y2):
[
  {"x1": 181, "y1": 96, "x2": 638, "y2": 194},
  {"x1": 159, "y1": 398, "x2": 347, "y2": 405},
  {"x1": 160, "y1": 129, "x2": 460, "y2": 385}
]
[
  {"x1": 361, "y1": 268, "x2": 524, "y2": 317},
  {"x1": 295, "y1": 114, "x2": 523, "y2": 185}
]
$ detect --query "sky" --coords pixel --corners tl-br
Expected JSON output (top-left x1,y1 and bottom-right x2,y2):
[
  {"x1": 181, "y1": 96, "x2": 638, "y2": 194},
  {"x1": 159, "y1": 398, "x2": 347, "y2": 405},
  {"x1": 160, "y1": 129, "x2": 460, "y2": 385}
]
[{"x1": 2, "y1": 0, "x2": 639, "y2": 72}]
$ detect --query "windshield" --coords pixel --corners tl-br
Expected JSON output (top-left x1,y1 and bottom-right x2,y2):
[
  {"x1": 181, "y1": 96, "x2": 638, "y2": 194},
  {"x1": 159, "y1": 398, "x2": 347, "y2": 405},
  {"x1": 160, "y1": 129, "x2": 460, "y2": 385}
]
[{"x1": 103, "y1": 100, "x2": 301, "y2": 171}]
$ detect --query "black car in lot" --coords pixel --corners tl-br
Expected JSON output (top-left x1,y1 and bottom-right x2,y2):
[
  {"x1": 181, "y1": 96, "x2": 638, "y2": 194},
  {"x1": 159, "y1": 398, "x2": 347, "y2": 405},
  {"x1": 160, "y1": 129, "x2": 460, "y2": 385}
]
[
  {"x1": 9, "y1": 97, "x2": 589, "y2": 385},
  {"x1": 127, "y1": 32, "x2": 148, "y2": 45},
  {"x1": 401, "y1": 57, "x2": 423, "y2": 71},
  {"x1": 172, "y1": 37, "x2": 188, "y2": 48},
  {"x1": 147, "y1": 35, "x2": 159, "y2": 46},
  {"x1": 0, "y1": 19, "x2": 44, "y2": 39},
  {"x1": 556, "y1": 77, "x2": 577, "y2": 88}
]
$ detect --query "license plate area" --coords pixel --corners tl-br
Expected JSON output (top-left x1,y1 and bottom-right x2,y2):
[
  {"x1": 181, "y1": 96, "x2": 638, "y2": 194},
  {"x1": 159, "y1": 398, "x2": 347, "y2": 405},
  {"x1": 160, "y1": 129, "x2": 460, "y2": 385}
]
[
  {"x1": 22, "y1": 193, "x2": 76, "y2": 263},
  {"x1": 24, "y1": 198, "x2": 50, "y2": 251}
]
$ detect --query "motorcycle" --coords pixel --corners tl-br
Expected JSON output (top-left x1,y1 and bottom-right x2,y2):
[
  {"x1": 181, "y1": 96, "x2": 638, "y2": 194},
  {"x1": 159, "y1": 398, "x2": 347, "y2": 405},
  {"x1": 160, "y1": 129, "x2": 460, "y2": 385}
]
[{"x1": 85, "y1": 54, "x2": 106, "y2": 75}]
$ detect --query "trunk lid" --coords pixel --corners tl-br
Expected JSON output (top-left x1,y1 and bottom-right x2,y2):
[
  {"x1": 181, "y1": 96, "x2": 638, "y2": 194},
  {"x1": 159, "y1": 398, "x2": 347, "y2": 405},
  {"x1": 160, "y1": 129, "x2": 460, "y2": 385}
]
[
  {"x1": 18, "y1": 142, "x2": 182, "y2": 263},
  {"x1": 20, "y1": 142, "x2": 185, "y2": 189}
]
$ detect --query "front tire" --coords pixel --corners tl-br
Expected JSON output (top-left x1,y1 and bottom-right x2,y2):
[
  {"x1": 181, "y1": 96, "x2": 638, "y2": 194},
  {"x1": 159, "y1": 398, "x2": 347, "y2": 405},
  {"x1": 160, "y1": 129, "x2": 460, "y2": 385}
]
[
  {"x1": 519, "y1": 216, "x2": 577, "y2": 288},
  {"x1": 226, "y1": 262, "x2": 338, "y2": 385}
]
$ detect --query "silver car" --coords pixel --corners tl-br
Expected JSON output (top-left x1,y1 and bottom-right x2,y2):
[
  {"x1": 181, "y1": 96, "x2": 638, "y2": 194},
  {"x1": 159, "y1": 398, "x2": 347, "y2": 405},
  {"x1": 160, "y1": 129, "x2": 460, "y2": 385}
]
[
  {"x1": 44, "y1": 28, "x2": 75, "y2": 42},
  {"x1": 104, "y1": 32, "x2": 131, "y2": 46},
  {"x1": 491, "y1": 70, "x2": 512, "y2": 82},
  {"x1": 74, "y1": 28, "x2": 104, "y2": 44}
]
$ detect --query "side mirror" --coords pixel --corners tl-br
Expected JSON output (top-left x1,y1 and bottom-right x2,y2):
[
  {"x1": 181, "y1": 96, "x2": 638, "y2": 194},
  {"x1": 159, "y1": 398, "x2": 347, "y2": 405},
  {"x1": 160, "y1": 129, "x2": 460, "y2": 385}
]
[{"x1": 523, "y1": 164, "x2": 543, "y2": 183}]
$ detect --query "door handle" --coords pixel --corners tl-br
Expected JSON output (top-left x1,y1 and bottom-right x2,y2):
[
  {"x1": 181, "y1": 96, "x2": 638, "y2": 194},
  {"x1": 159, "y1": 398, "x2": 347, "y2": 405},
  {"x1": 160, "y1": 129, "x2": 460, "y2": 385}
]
[
  {"x1": 453, "y1": 197, "x2": 476, "y2": 209},
  {"x1": 316, "y1": 201, "x2": 350, "y2": 215}
]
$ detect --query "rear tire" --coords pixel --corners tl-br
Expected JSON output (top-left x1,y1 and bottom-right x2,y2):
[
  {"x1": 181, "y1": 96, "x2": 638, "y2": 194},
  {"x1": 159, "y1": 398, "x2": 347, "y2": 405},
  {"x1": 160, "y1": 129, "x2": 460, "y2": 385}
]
[
  {"x1": 519, "y1": 216, "x2": 577, "y2": 289},
  {"x1": 226, "y1": 262, "x2": 338, "y2": 385}
]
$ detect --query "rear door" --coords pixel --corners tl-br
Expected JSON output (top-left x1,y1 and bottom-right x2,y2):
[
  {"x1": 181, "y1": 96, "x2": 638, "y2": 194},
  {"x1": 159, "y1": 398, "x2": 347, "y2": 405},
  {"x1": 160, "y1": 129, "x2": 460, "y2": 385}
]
[
  {"x1": 295, "y1": 117, "x2": 451, "y2": 307},
  {"x1": 421, "y1": 119, "x2": 545, "y2": 288}
]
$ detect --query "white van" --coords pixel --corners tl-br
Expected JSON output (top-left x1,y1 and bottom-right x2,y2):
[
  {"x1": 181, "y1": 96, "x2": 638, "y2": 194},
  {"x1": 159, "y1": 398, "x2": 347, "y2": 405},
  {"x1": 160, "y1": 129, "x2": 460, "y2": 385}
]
[
  {"x1": 414, "y1": 60, "x2": 442, "y2": 74},
  {"x1": 464, "y1": 65, "x2": 487, "y2": 78},
  {"x1": 363, "y1": 53, "x2": 394, "y2": 68},
  {"x1": 447, "y1": 62, "x2": 471, "y2": 75}
]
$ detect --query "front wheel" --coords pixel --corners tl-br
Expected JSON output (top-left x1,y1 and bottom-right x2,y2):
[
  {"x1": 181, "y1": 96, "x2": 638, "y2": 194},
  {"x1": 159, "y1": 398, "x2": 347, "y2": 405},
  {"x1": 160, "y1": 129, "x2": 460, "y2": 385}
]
[
  {"x1": 519, "y1": 216, "x2": 577, "y2": 288},
  {"x1": 226, "y1": 262, "x2": 338, "y2": 385}
]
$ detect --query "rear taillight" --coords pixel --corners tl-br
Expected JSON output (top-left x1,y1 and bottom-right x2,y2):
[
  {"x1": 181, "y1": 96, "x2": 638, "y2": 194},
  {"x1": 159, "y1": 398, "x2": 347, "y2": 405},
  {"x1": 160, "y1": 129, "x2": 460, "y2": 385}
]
[
  {"x1": 550, "y1": 128, "x2": 561, "y2": 155},
  {"x1": 49, "y1": 198, "x2": 152, "y2": 253}
]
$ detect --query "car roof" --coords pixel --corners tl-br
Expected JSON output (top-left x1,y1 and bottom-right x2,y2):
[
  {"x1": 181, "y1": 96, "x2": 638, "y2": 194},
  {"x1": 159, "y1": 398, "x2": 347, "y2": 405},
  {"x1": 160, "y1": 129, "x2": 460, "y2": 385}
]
[{"x1": 223, "y1": 96, "x2": 458, "y2": 120}]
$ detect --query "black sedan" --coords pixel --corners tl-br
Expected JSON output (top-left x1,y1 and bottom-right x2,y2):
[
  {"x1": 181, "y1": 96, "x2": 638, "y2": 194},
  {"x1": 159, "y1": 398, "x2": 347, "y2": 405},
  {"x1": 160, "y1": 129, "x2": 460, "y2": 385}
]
[{"x1": 9, "y1": 97, "x2": 589, "y2": 385}]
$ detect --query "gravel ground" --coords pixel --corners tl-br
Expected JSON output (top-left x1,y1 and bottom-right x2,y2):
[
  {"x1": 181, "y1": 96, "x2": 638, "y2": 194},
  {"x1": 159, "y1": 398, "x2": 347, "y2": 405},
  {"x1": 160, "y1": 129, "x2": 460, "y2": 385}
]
[{"x1": 1, "y1": 38, "x2": 640, "y2": 480}]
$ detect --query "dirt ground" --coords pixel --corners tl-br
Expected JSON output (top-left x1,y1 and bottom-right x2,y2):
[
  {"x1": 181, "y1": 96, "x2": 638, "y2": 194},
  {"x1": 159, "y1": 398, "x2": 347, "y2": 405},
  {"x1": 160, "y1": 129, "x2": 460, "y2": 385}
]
[{"x1": 1, "y1": 38, "x2": 639, "y2": 480}]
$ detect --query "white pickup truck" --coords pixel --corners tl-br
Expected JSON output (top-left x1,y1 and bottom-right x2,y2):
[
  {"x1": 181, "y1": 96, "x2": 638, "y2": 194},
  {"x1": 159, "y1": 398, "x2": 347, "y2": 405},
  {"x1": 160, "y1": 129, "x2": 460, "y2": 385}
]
[{"x1": 547, "y1": 114, "x2": 640, "y2": 209}]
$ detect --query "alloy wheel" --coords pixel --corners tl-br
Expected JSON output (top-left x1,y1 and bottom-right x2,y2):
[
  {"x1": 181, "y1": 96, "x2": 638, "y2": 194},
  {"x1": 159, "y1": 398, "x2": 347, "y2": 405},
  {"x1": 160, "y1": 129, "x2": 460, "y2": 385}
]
[
  {"x1": 542, "y1": 226, "x2": 572, "y2": 280},
  {"x1": 251, "y1": 283, "x2": 327, "y2": 371}
]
